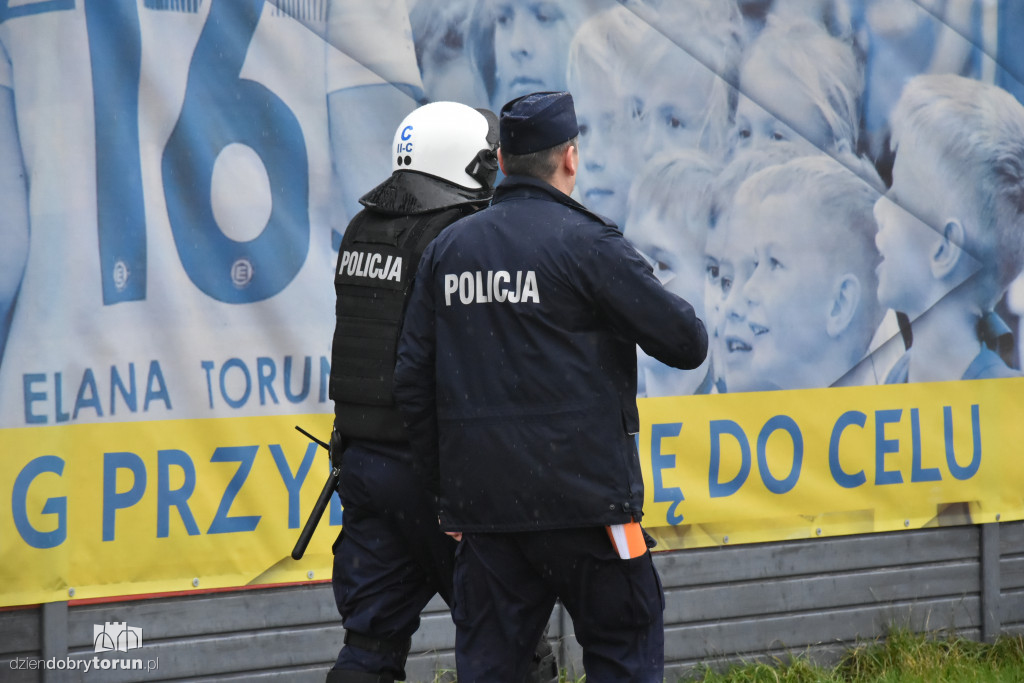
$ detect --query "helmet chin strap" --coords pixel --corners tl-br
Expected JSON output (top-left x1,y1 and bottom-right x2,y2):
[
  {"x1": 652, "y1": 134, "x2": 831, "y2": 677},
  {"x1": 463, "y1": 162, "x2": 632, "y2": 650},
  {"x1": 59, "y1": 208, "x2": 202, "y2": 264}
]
[
  {"x1": 465, "y1": 147, "x2": 498, "y2": 189},
  {"x1": 466, "y1": 107, "x2": 500, "y2": 189}
]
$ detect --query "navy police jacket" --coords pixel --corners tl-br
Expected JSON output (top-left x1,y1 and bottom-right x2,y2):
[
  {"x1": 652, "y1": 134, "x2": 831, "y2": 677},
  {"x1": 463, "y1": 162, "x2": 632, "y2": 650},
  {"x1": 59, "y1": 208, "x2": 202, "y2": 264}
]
[{"x1": 394, "y1": 175, "x2": 708, "y2": 532}]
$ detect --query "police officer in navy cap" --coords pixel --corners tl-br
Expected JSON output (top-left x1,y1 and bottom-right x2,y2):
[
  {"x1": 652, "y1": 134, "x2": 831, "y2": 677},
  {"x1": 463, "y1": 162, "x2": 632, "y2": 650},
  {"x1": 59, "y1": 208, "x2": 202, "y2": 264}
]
[
  {"x1": 326, "y1": 101, "x2": 556, "y2": 683},
  {"x1": 394, "y1": 91, "x2": 709, "y2": 682}
]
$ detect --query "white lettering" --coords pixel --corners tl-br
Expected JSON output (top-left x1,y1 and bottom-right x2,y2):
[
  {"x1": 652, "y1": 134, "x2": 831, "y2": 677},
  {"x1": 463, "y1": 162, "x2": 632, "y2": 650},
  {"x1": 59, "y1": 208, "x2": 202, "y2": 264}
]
[
  {"x1": 521, "y1": 270, "x2": 540, "y2": 303},
  {"x1": 441, "y1": 270, "x2": 540, "y2": 306},
  {"x1": 386, "y1": 256, "x2": 402, "y2": 282},
  {"x1": 508, "y1": 271, "x2": 521, "y2": 303},
  {"x1": 459, "y1": 272, "x2": 473, "y2": 304},
  {"x1": 493, "y1": 271, "x2": 509, "y2": 302},
  {"x1": 340, "y1": 251, "x2": 403, "y2": 282},
  {"x1": 444, "y1": 274, "x2": 459, "y2": 305},
  {"x1": 475, "y1": 271, "x2": 488, "y2": 303}
]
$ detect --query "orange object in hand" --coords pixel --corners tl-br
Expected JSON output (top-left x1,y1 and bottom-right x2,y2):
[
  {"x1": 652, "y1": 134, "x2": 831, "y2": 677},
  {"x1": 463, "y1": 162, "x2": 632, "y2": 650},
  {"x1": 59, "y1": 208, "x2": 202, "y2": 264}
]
[{"x1": 605, "y1": 521, "x2": 647, "y2": 559}]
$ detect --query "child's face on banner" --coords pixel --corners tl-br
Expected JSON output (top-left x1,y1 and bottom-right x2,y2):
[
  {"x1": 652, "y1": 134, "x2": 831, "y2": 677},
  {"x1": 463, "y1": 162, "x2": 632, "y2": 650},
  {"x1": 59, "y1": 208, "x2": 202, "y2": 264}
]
[
  {"x1": 492, "y1": 1, "x2": 576, "y2": 106},
  {"x1": 574, "y1": 90, "x2": 637, "y2": 226},
  {"x1": 743, "y1": 193, "x2": 835, "y2": 390},
  {"x1": 639, "y1": 51, "x2": 718, "y2": 158},
  {"x1": 717, "y1": 211, "x2": 760, "y2": 391},
  {"x1": 873, "y1": 136, "x2": 950, "y2": 318},
  {"x1": 705, "y1": 202, "x2": 745, "y2": 365},
  {"x1": 627, "y1": 205, "x2": 707, "y2": 319},
  {"x1": 734, "y1": 59, "x2": 831, "y2": 155},
  {"x1": 704, "y1": 223, "x2": 728, "y2": 380}
]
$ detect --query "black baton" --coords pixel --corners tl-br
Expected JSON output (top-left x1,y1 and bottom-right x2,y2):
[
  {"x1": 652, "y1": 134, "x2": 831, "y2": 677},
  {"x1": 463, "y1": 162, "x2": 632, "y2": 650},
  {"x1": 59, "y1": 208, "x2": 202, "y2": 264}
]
[{"x1": 291, "y1": 425, "x2": 340, "y2": 561}]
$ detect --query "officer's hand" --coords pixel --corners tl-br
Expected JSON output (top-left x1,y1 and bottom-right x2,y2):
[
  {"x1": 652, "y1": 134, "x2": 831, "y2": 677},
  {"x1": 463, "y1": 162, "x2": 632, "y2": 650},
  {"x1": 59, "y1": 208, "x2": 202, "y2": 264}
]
[
  {"x1": 439, "y1": 517, "x2": 462, "y2": 542},
  {"x1": 329, "y1": 428, "x2": 347, "y2": 470}
]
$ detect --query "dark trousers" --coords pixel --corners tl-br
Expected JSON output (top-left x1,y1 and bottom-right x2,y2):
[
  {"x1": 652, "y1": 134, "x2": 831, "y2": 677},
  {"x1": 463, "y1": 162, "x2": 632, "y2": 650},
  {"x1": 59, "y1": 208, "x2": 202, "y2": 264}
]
[
  {"x1": 331, "y1": 441, "x2": 456, "y2": 678},
  {"x1": 452, "y1": 527, "x2": 665, "y2": 683}
]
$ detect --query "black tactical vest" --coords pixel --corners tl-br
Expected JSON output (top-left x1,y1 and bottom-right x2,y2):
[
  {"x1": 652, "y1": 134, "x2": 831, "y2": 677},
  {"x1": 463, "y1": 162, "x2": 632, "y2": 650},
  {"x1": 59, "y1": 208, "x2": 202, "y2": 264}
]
[{"x1": 330, "y1": 198, "x2": 481, "y2": 442}]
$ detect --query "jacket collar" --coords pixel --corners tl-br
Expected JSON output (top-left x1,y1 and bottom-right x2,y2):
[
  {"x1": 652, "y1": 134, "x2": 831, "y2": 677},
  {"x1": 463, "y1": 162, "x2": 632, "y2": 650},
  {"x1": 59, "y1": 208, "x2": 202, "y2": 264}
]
[
  {"x1": 360, "y1": 171, "x2": 492, "y2": 215},
  {"x1": 494, "y1": 175, "x2": 618, "y2": 228}
]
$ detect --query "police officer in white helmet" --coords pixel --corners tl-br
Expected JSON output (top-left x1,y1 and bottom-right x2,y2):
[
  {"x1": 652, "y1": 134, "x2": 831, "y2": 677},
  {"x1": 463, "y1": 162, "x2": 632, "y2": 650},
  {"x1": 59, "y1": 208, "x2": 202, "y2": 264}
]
[{"x1": 326, "y1": 101, "x2": 556, "y2": 683}]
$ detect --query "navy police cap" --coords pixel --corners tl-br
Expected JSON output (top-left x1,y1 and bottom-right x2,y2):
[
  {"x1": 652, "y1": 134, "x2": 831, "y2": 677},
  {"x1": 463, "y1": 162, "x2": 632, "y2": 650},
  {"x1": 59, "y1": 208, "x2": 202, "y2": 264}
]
[{"x1": 499, "y1": 91, "x2": 579, "y2": 155}]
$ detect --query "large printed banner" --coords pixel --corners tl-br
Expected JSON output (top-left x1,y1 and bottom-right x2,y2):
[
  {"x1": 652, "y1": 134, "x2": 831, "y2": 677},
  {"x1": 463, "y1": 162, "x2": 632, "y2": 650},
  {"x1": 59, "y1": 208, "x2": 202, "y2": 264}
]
[
  {"x1": 2, "y1": 0, "x2": 1024, "y2": 606},
  {"x1": 3, "y1": 378, "x2": 1023, "y2": 607},
  {"x1": 2, "y1": 413, "x2": 336, "y2": 607},
  {"x1": 639, "y1": 378, "x2": 1024, "y2": 550}
]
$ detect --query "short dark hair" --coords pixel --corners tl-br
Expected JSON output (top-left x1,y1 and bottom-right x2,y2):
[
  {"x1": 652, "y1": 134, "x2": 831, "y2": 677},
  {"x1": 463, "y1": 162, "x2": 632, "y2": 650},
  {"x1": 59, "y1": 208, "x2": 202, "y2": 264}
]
[{"x1": 500, "y1": 137, "x2": 577, "y2": 181}]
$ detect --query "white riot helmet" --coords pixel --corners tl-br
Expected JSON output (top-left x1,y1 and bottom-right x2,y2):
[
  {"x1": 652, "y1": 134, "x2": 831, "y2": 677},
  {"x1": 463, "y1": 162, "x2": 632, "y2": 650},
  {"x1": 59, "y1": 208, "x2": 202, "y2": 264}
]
[{"x1": 392, "y1": 101, "x2": 498, "y2": 190}]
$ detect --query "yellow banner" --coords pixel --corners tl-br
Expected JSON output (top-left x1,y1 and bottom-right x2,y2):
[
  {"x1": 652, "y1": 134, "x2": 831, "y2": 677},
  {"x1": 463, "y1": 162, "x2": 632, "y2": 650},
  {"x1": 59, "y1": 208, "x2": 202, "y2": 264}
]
[
  {"x1": 639, "y1": 378, "x2": 1024, "y2": 550},
  {"x1": 1, "y1": 413, "x2": 336, "y2": 607},
  {"x1": 3, "y1": 377, "x2": 1023, "y2": 607}
]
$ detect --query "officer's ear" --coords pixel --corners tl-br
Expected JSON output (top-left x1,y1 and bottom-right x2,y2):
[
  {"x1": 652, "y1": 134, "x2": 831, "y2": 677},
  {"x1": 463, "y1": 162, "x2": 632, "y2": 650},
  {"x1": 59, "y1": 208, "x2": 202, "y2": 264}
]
[
  {"x1": 563, "y1": 143, "x2": 578, "y2": 179},
  {"x1": 497, "y1": 147, "x2": 507, "y2": 176}
]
